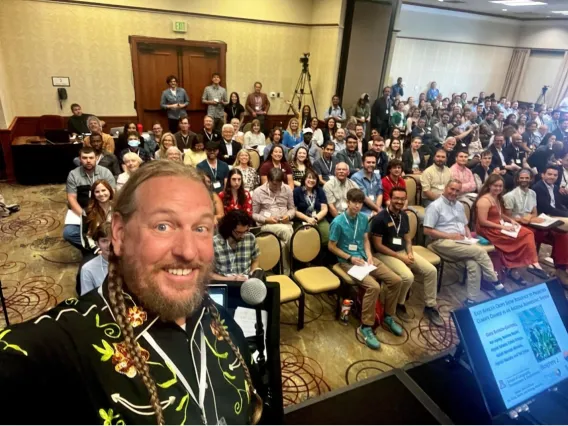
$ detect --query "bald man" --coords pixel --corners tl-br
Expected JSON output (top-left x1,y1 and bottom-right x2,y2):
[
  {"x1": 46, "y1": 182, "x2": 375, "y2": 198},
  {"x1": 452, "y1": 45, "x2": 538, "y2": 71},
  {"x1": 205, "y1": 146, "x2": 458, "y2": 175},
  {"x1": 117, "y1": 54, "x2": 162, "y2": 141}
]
[{"x1": 323, "y1": 161, "x2": 360, "y2": 220}]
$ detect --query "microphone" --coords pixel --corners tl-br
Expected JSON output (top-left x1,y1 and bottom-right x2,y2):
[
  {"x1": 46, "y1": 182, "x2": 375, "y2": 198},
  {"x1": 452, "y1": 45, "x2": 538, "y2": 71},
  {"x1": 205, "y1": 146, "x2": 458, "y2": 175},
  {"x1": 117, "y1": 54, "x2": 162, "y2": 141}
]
[{"x1": 240, "y1": 277, "x2": 267, "y2": 307}]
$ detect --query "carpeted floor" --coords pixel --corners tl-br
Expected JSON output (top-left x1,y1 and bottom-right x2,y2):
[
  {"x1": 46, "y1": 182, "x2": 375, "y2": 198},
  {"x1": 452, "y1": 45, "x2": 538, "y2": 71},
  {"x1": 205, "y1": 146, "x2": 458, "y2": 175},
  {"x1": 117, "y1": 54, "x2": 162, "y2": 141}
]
[{"x1": 0, "y1": 182, "x2": 561, "y2": 408}]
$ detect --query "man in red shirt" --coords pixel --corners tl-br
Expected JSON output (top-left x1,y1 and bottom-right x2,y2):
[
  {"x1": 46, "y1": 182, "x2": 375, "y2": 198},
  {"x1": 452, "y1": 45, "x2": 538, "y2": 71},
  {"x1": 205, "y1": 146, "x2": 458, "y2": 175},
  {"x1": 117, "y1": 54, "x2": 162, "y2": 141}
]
[{"x1": 382, "y1": 159, "x2": 407, "y2": 208}]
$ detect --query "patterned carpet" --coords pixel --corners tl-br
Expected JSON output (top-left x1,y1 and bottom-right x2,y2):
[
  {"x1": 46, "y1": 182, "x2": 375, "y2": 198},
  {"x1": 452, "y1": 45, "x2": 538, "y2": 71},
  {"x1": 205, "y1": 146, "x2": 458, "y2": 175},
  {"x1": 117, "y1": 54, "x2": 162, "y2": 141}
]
[{"x1": 0, "y1": 182, "x2": 559, "y2": 408}]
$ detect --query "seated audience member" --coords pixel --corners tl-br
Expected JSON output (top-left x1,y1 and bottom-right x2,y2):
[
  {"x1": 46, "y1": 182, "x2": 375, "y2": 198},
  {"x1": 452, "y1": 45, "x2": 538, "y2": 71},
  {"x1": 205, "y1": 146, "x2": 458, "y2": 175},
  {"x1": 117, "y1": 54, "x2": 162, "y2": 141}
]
[
  {"x1": 259, "y1": 145, "x2": 294, "y2": 189},
  {"x1": 200, "y1": 115, "x2": 221, "y2": 144},
  {"x1": 324, "y1": 94, "x2": 347, "y2": 125},
  {"x1": 336, "y1": 134, "x2": 363, "y2": 176},
  {"x1": 504, "y1": 169, "x2": 568, "y2": 285},
  {"x1": 219, "y1": 169, "x2": 253, "y2": 216},
  {"x1": 290, "y1": 147, "x2": 312, "y2": 187},
  {"x1": 450, "y1": 150, "x2": 476, "y2": 194},
  {"x1": 63, "y1": 147, "x2": 116, "y2": 251},
  {"x1": 390, "y1": 103, "x2": 406, "y2": 133},
  {"x1": 354, "y1": 124, "x2": 367, "y2": 155},
  {"x1": 233, "y1": 149, "x2": 259, "y2": 192},
  {"x1": 68, "y1": 103, "x2": 93, "y2": 135},
  {"x1": 529, "y1": 136, "x2": 562, "y2": 175},
  {"x1": 475, "y1": 175, "x2": 548, "y2": 285},
  {"x1": 165, "y1": 146, "x2": 183, "y2": 163},
  {"x1": 558, "y1": 150, "x2": 568, "y2": 191},
  {"x1": 402, "y1": 137, "x2": 426, "y2": 175},
  {"x1": 381, "y1": 159, "x2": 407, "y2": 207},
  {"x1": 425, "y1": 180, "x2": 505, "y2": 304},
  {"x1": 322, "y1": 117, "x2": 337, "y2": 142},
  {"x1": 489, "y1": 132, "x2": 512, "y2": 190},
  {"x1": 371, "y1": 187, "x2": 442, "y2": 326},
  {"x1": 195, "y1": 171, "x2": 223, "y2": 225},
  {"x1": 230, "y1": 118, "x2": 245, "y2": 144},
  {"x1": 212, "y1": 210, "x2": 259, "y2": 282},
  {"x1": 174, "y1": 116, "x2": 198, "y2": 152},
  {"x1": 79, "y1": 222, "x2": 111, "y2": 296},
  {"x1": 421, "y1": 149, "x2": 451, "y2": 207},
  {"x1": 146, "y1": 121, "x2": 163, "y2": 155},
  {"x1": 432, "y1": 112, "x2": 452, "y2": 145},
  {"x1": 351, "y1": 152, "x2": 383, "y2": 216},
  {"x1": 196, "y1": 141, "x2": 229, "y2": 194},
  {"x1": 252, "y1": 168, "x2": 295, "y2": 275},
  {"x1": 333, "y1": 127, "x2": 347, "y2": 152},
  {"x1": 117, "y1": 122, "x2": 144, "y2": 151},
  {"x1": 534, "y1": 166, "x2": 568, "y2": 218},
  {"x1": 324, "y1": 162, "x2": 359, "y2": 219},
  {"x1": 224, "y1": 92, "x2": 245, "y2": 124},
  {"x1": 155, "y1": 132, "x2": 175, "y2": 160},
  {"x1": 521, "y1": 121, "x2": 539, "y2": 150},
  {"x1": 89, "y1": 132, "x2": 120, "y2": 178},
  {"x1": 293, "y1": 169, "x2": 330, "y2": 244},
  {"x1": 329, "y1": 188, "x2": 403, "y2": 349},
  {"x1": 385, "y1": 128, "x2": 403, "y2": 149},
  {"x1": 82, "y1": 179, "x2": 114, "y2": 252},
  {"x1": 282, "y1": 117, "x2": 303, "y2": 149},
  {"x1": 313, "y1": 140, "x2": 338, "y2": 185},
  {"x1": 308, "y1": 116, "x2": 324, "y2": 147},
  {"x1": 504, "y1": 132, "x2": 529, "y2": 174},
  {"x1": 385, "y1": 138, "x2": 403, "y2": 161},
  {"x1": 479, "y1": 110, "x2": 497, "y2": 147},
  {"x1": 119, "y1": 131, "x2": 152, "y2": 170},
  {"x1": 83, "y1": 116, "x2": 115, "y2": 153},
  {"x1": 406, "y1": 107, "x2": 420, "y2": 136},
  {"x1": 411, "y1": 117, "x2": 427, "y2": 142},
  {"x1": 183, "y1": 137, "x2": 206, "y2": 167},
  {"x1": 219, "y1": 124, "x2": 241, "y2": 165},
  {"x1": 244, "y1": 119, "x2": 266, "y2": 149},
  {"x1": 438, "y1": 137, "x2": 457, "y2": 167},
  {"x1": 553, "y1": 118, "x2": 568, "y2": 146},
  {"x1": 290, "y1": 128, "x2": 320, "y2": 164},
  {"x1": 368, "y1": 136, "x2": 389, "y2": 177},
  {"x1": 263, "y1": 128, "x2": 288, "y2": 161},
  {"x1": 116, "y1": 152, "x2": 142, "y2": 191}
]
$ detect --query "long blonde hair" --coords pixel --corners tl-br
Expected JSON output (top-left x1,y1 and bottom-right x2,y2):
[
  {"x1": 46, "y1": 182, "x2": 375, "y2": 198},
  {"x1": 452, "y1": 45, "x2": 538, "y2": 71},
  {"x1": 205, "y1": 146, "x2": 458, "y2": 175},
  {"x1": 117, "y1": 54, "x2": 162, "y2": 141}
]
[
  {"x1": 158, "y1": 132, "x2": 175, "y2": 159},
  {"x1": 108, "y1": 161, "x2": 262, "y2": 424},
  {"x1": 286, "y1": 117, "x2": 301, "y2": 138},
  {"x1": 233, "y1": 148, "x2": 252, "y2": 167}
]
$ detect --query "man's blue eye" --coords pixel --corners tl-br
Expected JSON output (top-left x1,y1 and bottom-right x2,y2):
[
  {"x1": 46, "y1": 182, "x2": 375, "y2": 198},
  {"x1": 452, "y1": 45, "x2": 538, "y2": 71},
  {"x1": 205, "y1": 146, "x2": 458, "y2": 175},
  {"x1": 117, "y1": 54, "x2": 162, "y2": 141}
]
[{"x1": 157, "y1": 224, "x2": 169, "y2": 232}]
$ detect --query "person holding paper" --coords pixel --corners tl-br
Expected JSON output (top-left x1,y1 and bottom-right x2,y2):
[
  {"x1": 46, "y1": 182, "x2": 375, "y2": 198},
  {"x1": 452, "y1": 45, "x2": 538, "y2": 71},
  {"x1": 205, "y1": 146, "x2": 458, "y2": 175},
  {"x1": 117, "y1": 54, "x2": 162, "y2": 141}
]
[
  {"x1": 474, "y1": 174, "x2": 548, "y2": 284},
  {"x1": 371, "y1": 187, "x2": 443, "y2": 326},
  {"x1": 329, "y1": 188, "x2": 403, "y2": 350},
  {"x1": 504, "y1": 169, "x2": 568, "y2": 286}
]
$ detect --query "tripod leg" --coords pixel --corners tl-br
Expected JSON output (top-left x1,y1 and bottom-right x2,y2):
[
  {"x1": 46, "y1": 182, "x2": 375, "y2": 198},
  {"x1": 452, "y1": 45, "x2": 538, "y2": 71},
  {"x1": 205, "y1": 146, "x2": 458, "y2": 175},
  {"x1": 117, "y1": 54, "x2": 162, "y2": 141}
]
[
  {"x1": 306, "y1": 71, "x2": 318, "y2": 118},
  {"x1": 287, "y1": 72, "x2": 305, "y2": 115},
  {"x1": 0, "y1": 280, "x2": 9, "y2": 327}
]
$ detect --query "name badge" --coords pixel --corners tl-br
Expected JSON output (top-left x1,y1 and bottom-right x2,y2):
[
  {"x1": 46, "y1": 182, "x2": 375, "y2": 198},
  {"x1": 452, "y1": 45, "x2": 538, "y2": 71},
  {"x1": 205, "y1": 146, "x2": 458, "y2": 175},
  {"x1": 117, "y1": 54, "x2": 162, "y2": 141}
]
[
  {"x1": 311, "y1": 211, "x2": 317, "y2": 218},
  {"x1": 392, "y1": 238, "x2": 402, "y2": 246},
  {"x1": 213, "y1": 182, "x2": 222, "y2": 189},
  {"x1": 515, "y1": 159, "x2": 521, "y2": 164},
  {"x1": 263, "y1": 211, "x2": 271, "y2": 218},
  {"x1": 341, "y1": 202, "x2": 348, "y2": 210},
  {"x1": 369, "y1": 195, "x2": 375, "y2": 202},
  {"x1": 348, "y1": 244, "x2": 358, "y2": 251},
  {"x1": 255, "y1": 106, "x2": 260, "y2": 111}
]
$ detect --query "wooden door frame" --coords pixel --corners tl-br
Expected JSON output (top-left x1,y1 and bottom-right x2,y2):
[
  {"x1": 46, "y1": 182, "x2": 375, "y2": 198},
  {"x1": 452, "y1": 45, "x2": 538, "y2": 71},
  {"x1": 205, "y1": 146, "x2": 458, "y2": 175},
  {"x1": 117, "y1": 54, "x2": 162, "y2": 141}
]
[{"x1": 129, "y1": 35, "x2": 227, "y2": 122}]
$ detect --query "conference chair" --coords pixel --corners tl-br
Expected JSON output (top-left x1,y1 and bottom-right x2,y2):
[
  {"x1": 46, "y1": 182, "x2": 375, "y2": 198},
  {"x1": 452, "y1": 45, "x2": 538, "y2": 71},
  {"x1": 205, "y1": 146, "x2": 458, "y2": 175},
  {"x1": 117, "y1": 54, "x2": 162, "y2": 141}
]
[
  {"x1": 404, "y1": 176, "x2": 424, "y2": 218},
  {"x1": 243, "y1": 122, "x2": 252, "y2": 134},
  {"x1": 38, "y1": 115, "x2": 65, "y2": 135},
  {"x1": 290, "y1": 225, "x2": 341, "y2": 318},
  {"x1": 405, "y1": 209, "x2": 442, "y2": 289},
  {"x1": 256, "y1": 231, "x2": 304, "y2": 330},
  {"x1": 248, "y1": 149, "x2": 261, "y2": 170}
]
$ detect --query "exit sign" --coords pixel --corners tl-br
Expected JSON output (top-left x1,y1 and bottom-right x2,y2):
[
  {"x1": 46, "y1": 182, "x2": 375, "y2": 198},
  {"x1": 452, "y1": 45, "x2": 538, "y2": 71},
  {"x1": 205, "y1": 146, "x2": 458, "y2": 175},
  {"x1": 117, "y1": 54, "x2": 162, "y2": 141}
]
[{"x1": 173, "y1": 21, "x2": 187, "y2": 33}]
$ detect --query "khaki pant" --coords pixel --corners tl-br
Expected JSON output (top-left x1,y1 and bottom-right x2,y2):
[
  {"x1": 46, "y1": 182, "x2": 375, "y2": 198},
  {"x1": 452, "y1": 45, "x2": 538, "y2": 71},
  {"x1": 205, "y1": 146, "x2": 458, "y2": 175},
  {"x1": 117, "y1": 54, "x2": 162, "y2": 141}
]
[
  {"x1": 338, "y1": 257, "x2": 402, "y2": 326},
  {"x1": 429, "y1": 239, "x2": 498, "y2": 300},
  {"x1": 375, "y1": 250, "x2": 438, "y2": 307},
  {"x1": 261, "y1": 223, "x2": 293, "y2": 275}
]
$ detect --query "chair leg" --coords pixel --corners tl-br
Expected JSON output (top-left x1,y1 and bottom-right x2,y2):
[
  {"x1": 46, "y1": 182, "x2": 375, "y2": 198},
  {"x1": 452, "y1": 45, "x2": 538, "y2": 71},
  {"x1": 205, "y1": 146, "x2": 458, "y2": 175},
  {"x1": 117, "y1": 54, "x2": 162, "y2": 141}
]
[
  {"x1": 297, "y1": 291, "x2": 305, "y2": 331},
  {"x1": 437, "y1": 261, "x2": 444, "y2": 293},
  {"x1": 0, "y1": 280, "x2": 9, "y2": 327},
  {"x1": 335, "y1": 288, "x2": 342, "y2": 319}
]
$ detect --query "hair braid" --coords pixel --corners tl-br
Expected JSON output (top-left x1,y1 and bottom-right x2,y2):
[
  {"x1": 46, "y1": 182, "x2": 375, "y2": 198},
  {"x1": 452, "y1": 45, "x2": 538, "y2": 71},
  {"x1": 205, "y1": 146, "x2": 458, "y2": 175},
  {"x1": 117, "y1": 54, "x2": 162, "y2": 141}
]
[
  {"x1": 206, "y1": 299, "x2": 263, "y2": 425},
  {"x1": 107, "y1": 247, "x2": 165, "y2": 425}
]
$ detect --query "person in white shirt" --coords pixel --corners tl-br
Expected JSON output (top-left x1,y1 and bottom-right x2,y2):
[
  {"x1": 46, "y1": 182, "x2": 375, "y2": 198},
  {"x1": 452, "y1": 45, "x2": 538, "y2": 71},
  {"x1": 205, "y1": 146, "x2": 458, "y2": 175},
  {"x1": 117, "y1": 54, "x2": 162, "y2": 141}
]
[{"x1": 79, "y1": 222, "x2": 111, "y2": 295}]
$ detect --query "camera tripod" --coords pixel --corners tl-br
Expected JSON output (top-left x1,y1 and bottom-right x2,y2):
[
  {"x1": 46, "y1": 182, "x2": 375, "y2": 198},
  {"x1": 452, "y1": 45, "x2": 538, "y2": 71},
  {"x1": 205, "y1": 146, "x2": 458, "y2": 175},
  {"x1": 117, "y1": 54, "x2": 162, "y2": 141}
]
[
  {"x1": 536, "y1": 87, "x2": 548, "y2": 105},
  {"x1": 287, "y1": 63, "x2": 318, "y2": 120}
]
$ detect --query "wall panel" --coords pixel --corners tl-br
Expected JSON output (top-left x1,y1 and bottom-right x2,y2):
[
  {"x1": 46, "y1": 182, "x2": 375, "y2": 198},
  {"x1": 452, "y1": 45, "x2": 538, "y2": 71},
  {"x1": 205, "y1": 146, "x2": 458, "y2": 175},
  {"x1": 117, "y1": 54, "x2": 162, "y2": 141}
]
[{"x1": 517, "y1": 51, "x2": 565, "y2": 104}]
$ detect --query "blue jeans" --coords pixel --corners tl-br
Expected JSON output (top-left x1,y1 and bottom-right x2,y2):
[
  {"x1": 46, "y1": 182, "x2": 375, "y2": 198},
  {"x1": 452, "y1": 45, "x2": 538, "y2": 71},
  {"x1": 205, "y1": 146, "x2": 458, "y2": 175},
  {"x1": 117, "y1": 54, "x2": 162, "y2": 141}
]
[{"x1": 63, "y1": 225, "x2": 82, "y2": 250}]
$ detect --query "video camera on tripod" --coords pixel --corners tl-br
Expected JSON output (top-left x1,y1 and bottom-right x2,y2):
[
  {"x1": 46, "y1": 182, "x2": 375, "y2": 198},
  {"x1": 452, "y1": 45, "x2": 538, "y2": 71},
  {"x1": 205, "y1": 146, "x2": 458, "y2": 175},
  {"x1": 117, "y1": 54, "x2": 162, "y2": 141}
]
[
  {"x1": 287, "y1": 52, "x2": 318, "y2": 117},
  {"x1": 299, "y1": 53, "x2": 310, "y2": 71}
]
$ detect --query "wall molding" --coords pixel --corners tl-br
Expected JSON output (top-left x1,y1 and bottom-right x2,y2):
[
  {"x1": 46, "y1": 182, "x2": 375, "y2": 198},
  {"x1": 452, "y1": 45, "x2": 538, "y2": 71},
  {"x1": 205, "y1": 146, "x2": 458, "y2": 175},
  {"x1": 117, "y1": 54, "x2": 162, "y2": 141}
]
[{"x1": 36, "y1": 0, "x2": 341, "y2": 28}]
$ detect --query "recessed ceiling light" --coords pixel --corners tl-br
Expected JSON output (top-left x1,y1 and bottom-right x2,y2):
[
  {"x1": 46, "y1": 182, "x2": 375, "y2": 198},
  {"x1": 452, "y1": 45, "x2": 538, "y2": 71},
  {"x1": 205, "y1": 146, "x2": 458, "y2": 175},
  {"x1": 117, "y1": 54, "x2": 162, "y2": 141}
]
[
  {"x1": 490, "y1": 1, "x2": 547, "y2": 6},
  {"x1": 502, "y1": 8, "x2": 508, "y2": 11},
  {"x1": 552, "y1": 11, "x2": 568, "y2": 15}
]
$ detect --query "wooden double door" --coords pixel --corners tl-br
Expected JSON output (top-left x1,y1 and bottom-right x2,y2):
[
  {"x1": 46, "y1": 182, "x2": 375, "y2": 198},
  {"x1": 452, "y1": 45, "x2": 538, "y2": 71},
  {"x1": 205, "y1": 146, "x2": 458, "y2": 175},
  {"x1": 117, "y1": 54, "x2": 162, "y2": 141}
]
[{"x1": 130, "y1": 36, "x2": 227, "y2": 132}]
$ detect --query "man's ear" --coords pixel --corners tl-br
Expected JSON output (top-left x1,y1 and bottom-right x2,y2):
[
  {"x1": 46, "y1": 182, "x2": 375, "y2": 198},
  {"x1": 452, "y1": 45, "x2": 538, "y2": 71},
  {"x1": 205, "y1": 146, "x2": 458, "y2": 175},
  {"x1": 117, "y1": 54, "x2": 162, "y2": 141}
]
[{"x1": 111, "y1": 212, "x2": 125, "y2": 257}]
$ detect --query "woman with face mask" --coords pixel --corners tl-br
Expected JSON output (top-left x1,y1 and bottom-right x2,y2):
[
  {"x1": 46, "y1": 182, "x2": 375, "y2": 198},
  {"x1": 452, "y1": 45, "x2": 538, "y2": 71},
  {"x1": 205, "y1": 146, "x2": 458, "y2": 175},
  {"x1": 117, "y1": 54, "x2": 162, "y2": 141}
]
[{"x1": 119, "y1": 131, "x2": 152, "y2": 173}]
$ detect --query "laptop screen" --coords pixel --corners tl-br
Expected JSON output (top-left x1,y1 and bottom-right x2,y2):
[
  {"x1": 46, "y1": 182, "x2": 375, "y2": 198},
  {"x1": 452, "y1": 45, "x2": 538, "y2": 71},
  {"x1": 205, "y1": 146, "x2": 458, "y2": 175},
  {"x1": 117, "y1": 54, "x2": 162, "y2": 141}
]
[{"x1": 207, "y1": 284, "x2": 228, "y2": 309}]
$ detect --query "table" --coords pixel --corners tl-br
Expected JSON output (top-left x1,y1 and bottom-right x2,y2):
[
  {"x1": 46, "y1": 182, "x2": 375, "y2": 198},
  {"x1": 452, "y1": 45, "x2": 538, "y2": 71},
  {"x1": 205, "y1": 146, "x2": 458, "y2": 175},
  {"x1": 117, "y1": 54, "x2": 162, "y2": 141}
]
[{"x1": 11, "y1": 136, "x2": 82, "y2": 185}]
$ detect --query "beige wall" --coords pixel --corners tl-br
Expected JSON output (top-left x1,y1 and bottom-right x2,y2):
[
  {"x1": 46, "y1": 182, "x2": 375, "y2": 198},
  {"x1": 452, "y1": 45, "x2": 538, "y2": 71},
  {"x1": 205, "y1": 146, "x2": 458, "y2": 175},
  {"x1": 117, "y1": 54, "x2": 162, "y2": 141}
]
[
  {"x1": 343, "y1": 2, "x2": 391, "y2": 112},
  {"x1": 518, "y1": 21, "x2": 568, "y2": 50},
  {"x1": 0, "y1": 0, "x2": 344, "y2": 125},
  {"x1": 0, "y1": 37, "x2": 14, "y2": 127}
]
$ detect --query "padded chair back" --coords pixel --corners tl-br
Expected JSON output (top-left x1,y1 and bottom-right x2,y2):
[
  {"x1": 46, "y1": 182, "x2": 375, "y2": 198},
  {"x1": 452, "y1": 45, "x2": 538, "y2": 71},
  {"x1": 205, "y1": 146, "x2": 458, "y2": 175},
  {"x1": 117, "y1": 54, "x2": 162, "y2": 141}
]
[
  {"x1": 256, "y1": 231, "x2": 282, "y2": 273},
  {"x1": 39, "y1": 115, "x2": 65, "y2": 135},
  {"x1": 405, "y1": 208, "x2": 418, "y2": 242},
  {"x1": 404, "y1": 176, "x2": 418, "y2": 206},
  {"x1": 248, "y1": 149, "x2": 261, "y2": 170},
  {"x1": 460, "y1": 200, "x2": 471, "y2": 223},
  {"x1": 291, "y1": 225, "x2": 321, "y2": 265},
  {"x1": 243, "y1": 123, "x2": 252, "y2": 133},
  {"x1": 424, "y1": 154, "x2": 430, "y2": 165}
]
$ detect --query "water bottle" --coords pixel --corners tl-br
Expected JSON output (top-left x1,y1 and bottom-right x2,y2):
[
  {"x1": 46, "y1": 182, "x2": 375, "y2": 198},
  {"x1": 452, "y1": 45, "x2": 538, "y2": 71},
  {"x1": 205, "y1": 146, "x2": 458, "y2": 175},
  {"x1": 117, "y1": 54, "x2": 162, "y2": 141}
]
[{"x1": 340, "y1": 299, "x2": 353, "y2": 325}]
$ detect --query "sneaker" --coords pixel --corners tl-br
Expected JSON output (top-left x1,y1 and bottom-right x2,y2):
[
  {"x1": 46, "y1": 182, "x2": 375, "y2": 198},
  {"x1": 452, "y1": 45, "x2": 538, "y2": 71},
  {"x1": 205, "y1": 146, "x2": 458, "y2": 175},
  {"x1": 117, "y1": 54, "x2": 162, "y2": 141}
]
[
  {"x1": 383, "y1": 315, "x2": 403, "y2": 336},
  {"x1": 424, "y1": 306, "x2": 444, "y2": 327},
  {"x1": 357, "y1": 326, "x2": 380, "y2": 350},
  {"x1": 396, "y1": 304, "x2": 412, "y2": 322},
  {"x1": 493, "y1": 282, "x2": 508, "y2": 296}
]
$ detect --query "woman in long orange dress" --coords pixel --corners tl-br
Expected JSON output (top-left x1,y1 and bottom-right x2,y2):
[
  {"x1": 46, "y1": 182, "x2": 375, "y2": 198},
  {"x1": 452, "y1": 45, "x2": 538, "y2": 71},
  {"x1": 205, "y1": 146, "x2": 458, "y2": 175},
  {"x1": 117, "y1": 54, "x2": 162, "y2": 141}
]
[{"x1": 474, "y1": 174, "x2": 548, "y2": 285}]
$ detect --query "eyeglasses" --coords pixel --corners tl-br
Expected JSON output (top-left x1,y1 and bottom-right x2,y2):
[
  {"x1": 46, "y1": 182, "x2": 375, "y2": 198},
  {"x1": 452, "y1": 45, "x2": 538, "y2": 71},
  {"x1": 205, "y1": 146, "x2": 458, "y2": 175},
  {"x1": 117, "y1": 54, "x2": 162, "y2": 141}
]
[
  {"x1": 233, "y1": 229, "x2": 249, "y2": 236},
  {"x1": 391, "y1": 197, "x2": 407, "y2": 202}
]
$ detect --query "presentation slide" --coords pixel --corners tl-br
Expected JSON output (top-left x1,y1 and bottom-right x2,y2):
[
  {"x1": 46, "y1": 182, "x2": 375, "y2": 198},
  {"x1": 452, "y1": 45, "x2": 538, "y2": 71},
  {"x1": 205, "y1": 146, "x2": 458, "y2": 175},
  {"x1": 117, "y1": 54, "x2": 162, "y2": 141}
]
[{"x1": 469, "y1": 283, "x2": 568, "y2": 410}]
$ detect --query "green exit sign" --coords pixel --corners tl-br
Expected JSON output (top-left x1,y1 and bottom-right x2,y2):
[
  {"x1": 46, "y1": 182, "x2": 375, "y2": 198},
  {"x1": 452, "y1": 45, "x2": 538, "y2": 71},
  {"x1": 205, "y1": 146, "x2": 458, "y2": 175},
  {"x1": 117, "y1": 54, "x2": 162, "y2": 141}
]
[{"x1": 173, "y1": 21, "x2": 187, "y2": 33}]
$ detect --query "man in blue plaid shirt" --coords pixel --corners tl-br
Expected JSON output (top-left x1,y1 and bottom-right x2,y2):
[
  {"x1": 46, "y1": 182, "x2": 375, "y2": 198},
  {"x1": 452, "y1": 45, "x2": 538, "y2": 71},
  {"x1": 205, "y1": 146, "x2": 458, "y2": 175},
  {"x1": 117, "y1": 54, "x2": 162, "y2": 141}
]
[{"x1": 212, "y1": 210, "x2": 260, "y2": 281}]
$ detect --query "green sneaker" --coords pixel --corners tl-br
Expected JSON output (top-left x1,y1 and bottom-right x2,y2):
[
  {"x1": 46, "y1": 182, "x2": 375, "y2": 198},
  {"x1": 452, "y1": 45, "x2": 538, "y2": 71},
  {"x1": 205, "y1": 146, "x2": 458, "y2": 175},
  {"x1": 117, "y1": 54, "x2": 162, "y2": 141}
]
[
  {"x1": 383, "y1": 315, "x2": 403, "y2": 336},
  {"x1": 357, "y1": 326, "x2": 381, "y2": 350}
]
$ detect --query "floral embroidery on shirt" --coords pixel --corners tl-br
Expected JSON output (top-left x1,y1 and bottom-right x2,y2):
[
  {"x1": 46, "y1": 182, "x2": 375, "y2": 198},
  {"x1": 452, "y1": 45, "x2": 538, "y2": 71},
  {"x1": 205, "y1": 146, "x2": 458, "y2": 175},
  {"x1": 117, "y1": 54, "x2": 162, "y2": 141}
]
[
  {"x1": 126, "y1": 306, "x2": 147, "y2": 328},
  {"x1": 111, "y1": 341, "x2": 150, "y2": 378}
]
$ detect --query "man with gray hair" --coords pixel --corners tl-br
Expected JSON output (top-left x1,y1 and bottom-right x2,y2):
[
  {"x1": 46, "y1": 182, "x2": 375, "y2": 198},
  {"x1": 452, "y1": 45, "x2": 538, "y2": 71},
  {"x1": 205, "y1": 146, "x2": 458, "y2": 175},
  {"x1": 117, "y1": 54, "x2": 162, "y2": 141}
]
[
  {"x1": 219, "y1": 123, "x2": 240, "y2": 165},
  {"x1": 424, "y1": 179, "x2": 506, "y2": 305},
  {"x1": 83, "y1": 116, "x2": 115, "y2": 153},
  {"x1": 323, "y1": 162, "x2": 359, "y2": 220}
]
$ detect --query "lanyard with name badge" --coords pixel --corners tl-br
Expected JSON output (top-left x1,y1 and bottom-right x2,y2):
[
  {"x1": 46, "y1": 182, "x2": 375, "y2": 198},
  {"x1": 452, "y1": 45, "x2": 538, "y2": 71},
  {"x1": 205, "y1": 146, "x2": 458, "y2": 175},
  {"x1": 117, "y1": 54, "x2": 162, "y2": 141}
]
[
  {"x1": 389, "y1": 211, "x2": 403, "y2": 247},
  {"x1": 343, "y1": 213, "x2": 359, "y2": 251},
  {"x1": 208, "y1": 162, "x2": 221, "y2": 189}
]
